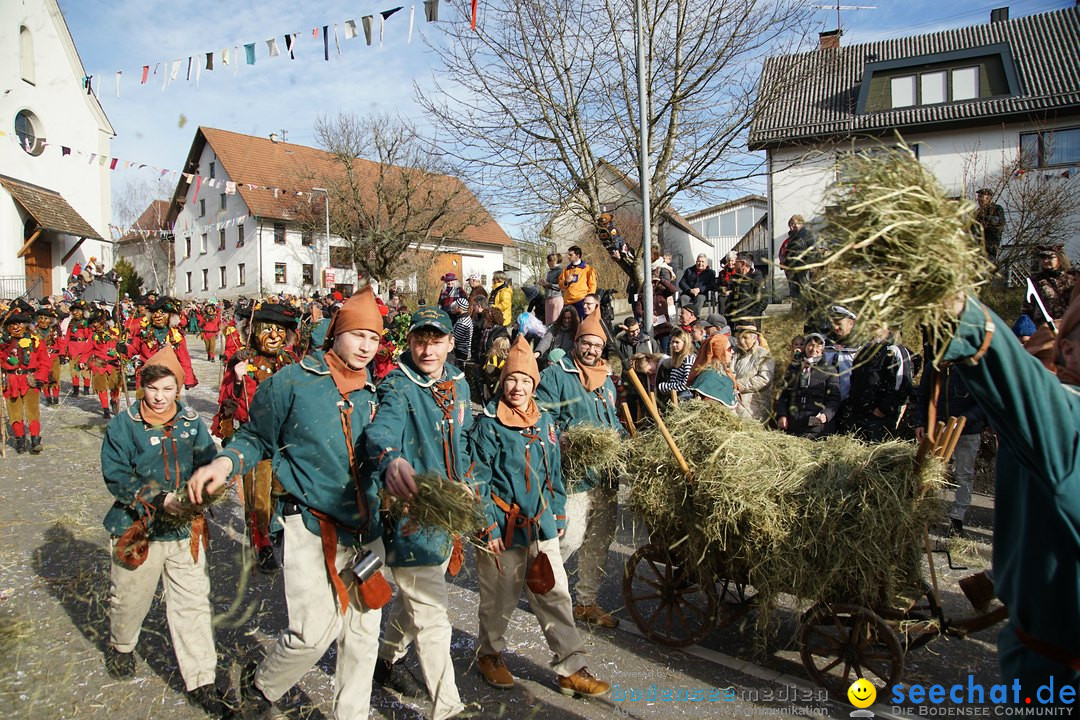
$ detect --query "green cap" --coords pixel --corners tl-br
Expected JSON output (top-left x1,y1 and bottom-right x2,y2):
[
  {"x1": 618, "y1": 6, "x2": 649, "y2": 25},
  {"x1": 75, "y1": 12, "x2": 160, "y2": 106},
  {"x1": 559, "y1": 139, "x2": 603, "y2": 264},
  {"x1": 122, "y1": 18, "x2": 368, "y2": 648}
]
[{"x1": 408, "y1": 306, "x2": 453, "y2": 335}]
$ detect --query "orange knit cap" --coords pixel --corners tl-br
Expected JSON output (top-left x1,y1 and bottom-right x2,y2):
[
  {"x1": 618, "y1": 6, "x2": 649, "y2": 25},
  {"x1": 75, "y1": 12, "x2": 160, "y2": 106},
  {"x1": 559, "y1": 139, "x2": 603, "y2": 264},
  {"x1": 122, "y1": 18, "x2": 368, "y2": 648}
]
[
  {"x1": 145, "y1": 345, "x2": 186, "y2": 386},
  {"x1": 326, "y1": 286, "x2": 383, "y2": 339},
  {"x1": 500, "y1": 334, "x2": 540, "y2": 386},
  {"x1": 575, "y1": 308, "x2": 607, "y2": 342}
]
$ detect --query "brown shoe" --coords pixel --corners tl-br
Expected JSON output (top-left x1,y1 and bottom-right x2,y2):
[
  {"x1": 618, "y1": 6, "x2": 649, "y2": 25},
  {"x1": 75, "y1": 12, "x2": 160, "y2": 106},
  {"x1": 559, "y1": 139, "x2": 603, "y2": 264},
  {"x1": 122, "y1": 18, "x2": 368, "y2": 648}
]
[
  {"x1": 959, "y1": 570, "x2": 996, "y2": 614},
  {"x1": 476, "y1": 654, "x2": 514, "y2": 689},
  {"x1": 573, "y1": 603, "x2": 619, "y2": 629},
  {"x1": 559, "y1": 668, "x2": 611, "y2": 698}
]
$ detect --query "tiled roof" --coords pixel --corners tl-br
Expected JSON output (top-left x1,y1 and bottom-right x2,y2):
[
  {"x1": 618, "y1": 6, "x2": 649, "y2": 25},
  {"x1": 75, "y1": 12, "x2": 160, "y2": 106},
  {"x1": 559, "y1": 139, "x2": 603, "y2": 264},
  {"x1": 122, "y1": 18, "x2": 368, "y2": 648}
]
[
  {"x1": 119, "y1": 200, "x2": 170, "y2": 243},
  {"x1": 749, "y1": 7, "x2": 1080, "y2": 148},
  {"x1": 0, "y1": 174, "x2": 102, "y2": 239},
  {"x1": 171, "y1": 127, "x2": 512, "y2": 247}
]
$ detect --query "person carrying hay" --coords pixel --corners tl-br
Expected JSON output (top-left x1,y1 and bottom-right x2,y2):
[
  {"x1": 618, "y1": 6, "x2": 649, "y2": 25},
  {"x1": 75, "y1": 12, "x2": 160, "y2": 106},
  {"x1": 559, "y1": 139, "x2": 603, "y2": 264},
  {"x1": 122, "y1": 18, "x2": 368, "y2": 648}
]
[
  {"x1": 688, "y1": 333, "x2": 739, "y2": 407},
  {"x1": 471, "y1": 336, "x2": 612, "y2": 698},
  {"x1": 99, "y1": 347, "x2": 233, "y2": 717},
  {"x1": 364, "y1": 306, "x2": 474, "y2": 720},
  {"x1": 536, "y1": 308, "x2": 625, "y2": 629},
  {"x1": 188, "y1": 288, "x2": 390, "y2": 720},
  {"x1": 940, "y1": 291, "x2": 1080, "y2": 698}
]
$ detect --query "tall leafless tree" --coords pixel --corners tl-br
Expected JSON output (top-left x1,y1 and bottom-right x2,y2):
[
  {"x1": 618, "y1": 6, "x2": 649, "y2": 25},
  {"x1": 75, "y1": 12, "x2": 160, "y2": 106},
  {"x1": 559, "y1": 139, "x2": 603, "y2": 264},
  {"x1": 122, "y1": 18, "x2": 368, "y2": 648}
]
[
  {"x1": 112, "y1": 177, "x2": 175, "y2": 293},
  {"x1": 418, "y1": 0, "x2": 812, "y2": 259},
  {"x1": 296, "y1": 112, "x2": 489, "y2": 288}
]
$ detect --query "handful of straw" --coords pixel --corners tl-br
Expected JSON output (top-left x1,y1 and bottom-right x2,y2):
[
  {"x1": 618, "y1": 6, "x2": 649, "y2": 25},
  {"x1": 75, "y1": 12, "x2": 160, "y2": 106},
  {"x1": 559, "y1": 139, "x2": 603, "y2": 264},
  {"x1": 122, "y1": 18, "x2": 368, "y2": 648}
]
[
  {"x1": 794, "y1": 138, "x2": 993, "y2": 364},
  {"x1": 155, "y1": 486, "x2": 230, "y2": 530},
  {"x1": 626, "y1": 401, "x2": 945, "y2": 635},
  {"x1": 382, "y1": 472, "x2": 485, "y2": 537},
  {"x1": 560, "y1": 424, "x2": 628, "y2": 491}
]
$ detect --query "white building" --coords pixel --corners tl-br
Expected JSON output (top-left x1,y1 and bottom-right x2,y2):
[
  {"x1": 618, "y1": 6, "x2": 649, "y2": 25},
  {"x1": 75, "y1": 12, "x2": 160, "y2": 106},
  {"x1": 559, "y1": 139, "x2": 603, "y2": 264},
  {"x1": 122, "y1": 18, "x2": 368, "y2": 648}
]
[
  {"x1": 683, "y1": 195, "x2": 768, "y2": 264},
  {"x1": 116, "y1": 200, "x2": 174, "y2": 294},
  {"x1": 750, "y1": 6, "x2": 1080, "y2": 289},
  {"x1": 167, "y1": 127, "x2": 511, "y2": 300},
  {"x1": 0, "y1": 0, "x2": 115, "y2": 299},
  {"x1": 544, "y1": 160, "x2": 711, "y2": 276}
]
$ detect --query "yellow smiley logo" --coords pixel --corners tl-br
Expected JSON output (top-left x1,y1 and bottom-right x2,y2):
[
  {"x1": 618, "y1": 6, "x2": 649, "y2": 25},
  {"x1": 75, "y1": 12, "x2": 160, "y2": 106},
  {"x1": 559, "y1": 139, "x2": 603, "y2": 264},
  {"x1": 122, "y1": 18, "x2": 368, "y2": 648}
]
[{"x1": 847, "y1": 678, "x2": 876, "y2": 708}]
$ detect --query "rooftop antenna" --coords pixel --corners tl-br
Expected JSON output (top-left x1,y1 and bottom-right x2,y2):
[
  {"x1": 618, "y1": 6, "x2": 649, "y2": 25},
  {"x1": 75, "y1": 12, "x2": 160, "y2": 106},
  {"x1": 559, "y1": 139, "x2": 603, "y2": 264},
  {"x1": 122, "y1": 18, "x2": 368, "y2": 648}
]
[{"x1": 812, "y1": 1, "x2": 877, "y2": 34}]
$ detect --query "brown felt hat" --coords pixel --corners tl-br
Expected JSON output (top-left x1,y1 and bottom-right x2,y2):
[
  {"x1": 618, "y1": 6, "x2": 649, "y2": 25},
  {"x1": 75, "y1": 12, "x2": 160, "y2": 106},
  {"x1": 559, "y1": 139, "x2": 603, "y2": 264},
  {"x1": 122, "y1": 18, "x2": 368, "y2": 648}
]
[
  {"x1": 145, "y1": 345, "x2": 185, "y2": 386},
  {"x1": 327, "y1": 286, "x2": 383, "y2": 339},
  {"x1": 575, "y1": 309, "x2": 607, "y2": 342},
  {"x1": 500, "y1": 335, "x2": 540, "y2": 386}
]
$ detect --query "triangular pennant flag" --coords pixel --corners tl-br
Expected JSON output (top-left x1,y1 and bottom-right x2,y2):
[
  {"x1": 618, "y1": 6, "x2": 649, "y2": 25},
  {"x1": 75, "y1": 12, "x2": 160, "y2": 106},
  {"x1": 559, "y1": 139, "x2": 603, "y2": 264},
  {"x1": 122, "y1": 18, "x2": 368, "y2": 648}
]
[
  {"x1": 170, "y1": 60, "x2": 181, "y2": 81},
  {"x1": 362, "y1": 16, "x2": 373, "y2": 45},
  {"x1": 284, "y1": 34, "x2": 295, "y2": 59},
  {"x1": 109, "y1": 158, "x2": 118, "y2": 170},
  {"x1": 141, "y1": 65, "x2": 149, "y2": 84},
  {"x1": 115, "y1": 70, "x2": 122, "y2": 97},
  {"x1": 323, "y1": 25, "x2": 330, "y2": 60},
  {"x1": 89, "y1": 153, "x2": 97, "y2": 164},
  {"x1": 334, "y1": 24, "x2": 341, "y2": 54},
  {"x1": 222, "y1": 47, "x2": 230, "y2": 66},
  {"x1": 62, "y1": 146, "x2": 71, "y2": 156},
  {"x1": 245, "y1": 43, "x2": 256, "y2": 65},
  {"x1": 187, "y1": 56, "x2": 193, "y2": 81},
  {"x1": 313, "y1": 27, "x2": 319, "y2": 39},
  {"x1": 425, "y1": 0, "x2": 439, "y2": 22},
  {"x1": 471, "y1": 0, "x2": 478, "y2": 30},
  {"x1": 98, "y1": 155, "x2": 108, "y2": 166},
  {"x1": 267, "y1": 37, "x2": 280, "y2": 57},
  {"x1": 344, "y1": 20, "x2": 358, "y2": 39},
  {"x1": 196, "y1": 58, "x2": 201, "y2": 85},
  {"x1": 205, "y1": 52, "x2": 213, "y2": 70},
  {"x1": 380, "y1": 7, "x2": 403, "y2": 46},
  {"x1": 408, "y1": 4, "x2": 415, "y2": 42}
]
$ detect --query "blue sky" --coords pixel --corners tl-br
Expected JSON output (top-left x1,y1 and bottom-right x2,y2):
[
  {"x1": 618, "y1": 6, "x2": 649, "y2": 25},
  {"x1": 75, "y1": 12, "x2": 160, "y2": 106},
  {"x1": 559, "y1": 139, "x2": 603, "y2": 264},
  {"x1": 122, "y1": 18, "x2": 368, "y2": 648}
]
[{"x1": 59, "y1": 0, "x2": 1072, "y2": 230}]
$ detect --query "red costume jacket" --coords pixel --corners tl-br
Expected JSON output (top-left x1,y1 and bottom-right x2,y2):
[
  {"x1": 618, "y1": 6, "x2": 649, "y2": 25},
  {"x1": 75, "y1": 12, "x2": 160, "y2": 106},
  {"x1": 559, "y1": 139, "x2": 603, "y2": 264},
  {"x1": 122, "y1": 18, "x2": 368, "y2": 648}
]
[
  {"x1": 1, "y1": 336, "x2": 51, "y2": 398},
  {"x1": 198, "y1": 307, "x2": 221, "y2": 340},
  {"x1": 210, "y1": 350, "x2": 295, "y2": 439},
  {"x1": 65, "y1": 321, "x2": 93, "y2": 368},
  {"x1": 126, "y1": 322, "x2": 198, "y2": 388},
  {"x1": 90, "y1": 328, "x2": 123, "y2": 373},
  {"x1": 222, "y1": 324, "x2": 243, "y2": 362},
  {"x1": 33, "y1": 324, "x2": 66, "y2": 363}
]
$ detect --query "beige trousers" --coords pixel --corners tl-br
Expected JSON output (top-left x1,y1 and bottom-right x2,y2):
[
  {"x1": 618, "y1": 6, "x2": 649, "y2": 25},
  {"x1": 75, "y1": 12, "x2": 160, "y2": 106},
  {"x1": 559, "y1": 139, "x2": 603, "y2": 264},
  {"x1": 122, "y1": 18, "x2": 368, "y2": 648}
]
[
  {"x1": 559, "y1": 484, "x2": 618, "y2": 606},
  {"x1": 477, "y1": 538, "x2": 588, "y2": 677},
  {"x1": 380, "y1": 560, "x2": 464, "y2": 720},
  {"x1": 255, "y1": 514, "x2": 384, "y2": 720},
  {"x1": 108, "y1": 537, "x2": 217, "y2": 691}
]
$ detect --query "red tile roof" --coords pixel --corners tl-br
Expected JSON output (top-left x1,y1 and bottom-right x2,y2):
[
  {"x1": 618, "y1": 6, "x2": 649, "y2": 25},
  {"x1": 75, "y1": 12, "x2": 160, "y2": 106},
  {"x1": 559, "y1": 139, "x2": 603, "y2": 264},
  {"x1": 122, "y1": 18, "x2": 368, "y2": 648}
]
[
  {"x1": 118, "y1": 199, "x2": 171, "y2": 243},
  {"x1": 171, "y1": 127, "x2": 512, "y2": 247}
]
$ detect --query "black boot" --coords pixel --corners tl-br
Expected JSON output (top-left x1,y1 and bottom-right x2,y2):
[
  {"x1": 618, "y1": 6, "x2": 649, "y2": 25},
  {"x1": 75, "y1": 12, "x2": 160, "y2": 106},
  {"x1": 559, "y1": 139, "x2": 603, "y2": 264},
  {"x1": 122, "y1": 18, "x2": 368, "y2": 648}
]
[
  {"x1": 238, "y1": 661, "x2": 272, "y2": 719},
  {"x1": 104, "y1": 646, "x2": 135, "y2": 678},
  {"x1": 188, "y1": 683, "x2": 238, "y2": 719},
  {"x1": 14, "y1": 436, "x2": 27, "y2": 454},
  {"x1": 255, "y1": 546, "x2": 279, "y2": 574},
  {"x1": 70, "y1": 385, "x2": 79, "y2": 397},
  {"x1": 103, "y1": 408, "x2": 112, "y2": 419},
  {"x1": 30, "y1": 436, "x2": 42, "y2": 454}
]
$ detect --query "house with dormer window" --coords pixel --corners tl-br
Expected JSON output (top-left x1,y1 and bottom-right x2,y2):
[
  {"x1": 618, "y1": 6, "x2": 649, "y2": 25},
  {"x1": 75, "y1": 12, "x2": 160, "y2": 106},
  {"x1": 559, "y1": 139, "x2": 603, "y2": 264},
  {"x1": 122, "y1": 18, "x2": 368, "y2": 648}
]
[{"x1": 749, "y1": 6, "x2": 1080, "y2": 286}]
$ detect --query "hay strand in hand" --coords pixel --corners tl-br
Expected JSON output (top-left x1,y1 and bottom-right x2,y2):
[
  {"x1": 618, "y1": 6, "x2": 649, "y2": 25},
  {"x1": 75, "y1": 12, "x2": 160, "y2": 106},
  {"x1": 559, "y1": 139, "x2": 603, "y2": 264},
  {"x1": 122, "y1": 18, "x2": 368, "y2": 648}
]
[
  {"x1": 155, "y1": 486, "x2": 230, "y2": 530},
  {"x1": 560, "y1": 424, "x2": 627, "y2": 491},
  {"x1": 382, "y1": 472, "x2": 485, "y2": 537},
  {"x1": 792, "y1": 138, "x2": 992, "y2": 364}
]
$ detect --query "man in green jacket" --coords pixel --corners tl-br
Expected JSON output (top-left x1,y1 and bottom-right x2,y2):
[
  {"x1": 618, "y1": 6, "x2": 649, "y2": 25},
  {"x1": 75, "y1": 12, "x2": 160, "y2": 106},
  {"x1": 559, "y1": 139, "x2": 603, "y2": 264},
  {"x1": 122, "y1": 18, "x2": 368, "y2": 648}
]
[
  {"x1": 536, "y1": 309, "x2": 624, "y2": 629},
  {"x1": 943, "y1": 294, "x2": 1080, "y2": 699},
  {"x1": 365, "y1": 306, "x2": 474, "y2": 720},
  {"x1": 189, "y1": 288, "x2": 389, "y2": 720}
]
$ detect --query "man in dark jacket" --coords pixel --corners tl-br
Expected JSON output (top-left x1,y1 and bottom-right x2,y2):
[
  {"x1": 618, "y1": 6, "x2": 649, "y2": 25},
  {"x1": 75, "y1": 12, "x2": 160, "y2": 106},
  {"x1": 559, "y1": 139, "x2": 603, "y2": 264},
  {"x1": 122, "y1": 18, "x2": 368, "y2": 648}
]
[
  {"x1": 727, "y1": 253, "x2": 767, "y2": 328},
  {"x1": 776, "y1": 333, "x2": 841, "y2": 439},
  {"x1": 843, "y1": 329, "x2": 914, "y2": 442},
  {"x1": 678, "y1": 254, "x2": 716, "y2": 316},
  {"x1": 613, "y1": 317, "x2": 658, "y2": 367}
]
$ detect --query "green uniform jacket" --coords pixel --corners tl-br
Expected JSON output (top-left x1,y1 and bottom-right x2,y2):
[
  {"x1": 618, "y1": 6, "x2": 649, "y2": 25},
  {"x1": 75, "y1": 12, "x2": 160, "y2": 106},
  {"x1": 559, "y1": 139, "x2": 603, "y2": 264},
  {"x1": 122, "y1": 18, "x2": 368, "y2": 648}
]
[
  {"x1": 101, "y1": 403, "x2": 217, "y2": 540},
  {"x1": 471, "y1": 402, "x2": 567, "y2": 547},
  {"x1": 946, "y1": 298, "x2": 1080, "y2": 682},
  {"x1": 365, "y1": 354, "x2": 476, "y2": 567},
  {"x1": 535, "y1": 356, "x2": 624, "y2": 493},
  {"x1": 690, "y1": 368, "x2": 738, "y2": 407},
  {"x1": 219, "y1": 352, "x2": 381, "y2": 546}
]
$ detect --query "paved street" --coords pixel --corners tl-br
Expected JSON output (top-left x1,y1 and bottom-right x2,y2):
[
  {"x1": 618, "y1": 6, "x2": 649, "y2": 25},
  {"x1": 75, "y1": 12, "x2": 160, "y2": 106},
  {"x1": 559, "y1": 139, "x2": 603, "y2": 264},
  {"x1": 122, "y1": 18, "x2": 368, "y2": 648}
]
[{"x1": 0, "y1": 351, "x2": 1001, "y2": 720}]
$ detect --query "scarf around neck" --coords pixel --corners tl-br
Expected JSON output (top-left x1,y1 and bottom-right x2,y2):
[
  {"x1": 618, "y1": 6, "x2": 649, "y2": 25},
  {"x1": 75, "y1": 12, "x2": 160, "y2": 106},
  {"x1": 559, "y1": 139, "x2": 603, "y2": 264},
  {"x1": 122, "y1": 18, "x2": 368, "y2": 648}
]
[
  {"x1": 496, "y1": 396, "x2": 541, "y2": 429},
  {"x1": 573, "y1": 355, "x2": 610, "y2": 392},
  {"x1": 325, "y1": 349, "x2": 368, "y2": 396},
  {"x1": 140, "y1": 400, "x2": 178, "y2": 427}
]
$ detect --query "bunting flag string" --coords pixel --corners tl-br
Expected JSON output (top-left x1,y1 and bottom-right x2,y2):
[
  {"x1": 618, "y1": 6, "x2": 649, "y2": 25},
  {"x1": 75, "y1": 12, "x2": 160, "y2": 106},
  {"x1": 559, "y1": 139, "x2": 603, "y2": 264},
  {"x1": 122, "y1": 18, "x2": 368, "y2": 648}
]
[{"x1": 81, "y1": 2, "x2": 449, "y2": 100}]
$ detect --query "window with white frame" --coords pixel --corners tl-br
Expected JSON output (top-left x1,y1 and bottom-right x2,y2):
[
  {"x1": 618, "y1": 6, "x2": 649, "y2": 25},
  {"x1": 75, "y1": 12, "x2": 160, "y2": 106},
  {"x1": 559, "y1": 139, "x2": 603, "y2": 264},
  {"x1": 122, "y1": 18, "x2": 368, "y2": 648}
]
[
  {"x1": 200, "y1": 233, "x2": 207, "y2": 254},
  {"x1": 185, "y1": 271, "x2": 192, "y2": 293},
  {"x1": 952, "y1": 67, "x2": 979, "y2": 101},
  {"x1": 921, "y1": 71, "x2": 947, "y2": 105},
  {"x1": 201, "y1": 269, "x2": 209, "y2": 291},
  {"x1": 199, "y1": 198, "x2": 206, "y2": 217},
  {"x1": 238, "y1": 263, "x2": 246, "y2": 286},
  {"x1": 274, "y1": 263, "x2": 287, "y2": 284},
  {"x1": 219, "y1": 266, "x2": 227, "y2": 288},
  {"x1": 218, "y1": 229, "x2": 226, "y2": 250},
  {"x1": 237, "y1": 222, "x2": 245, "y2": 247},
  {"x1": 891, "y1": 76, "x2": 916, "y2": 108}
]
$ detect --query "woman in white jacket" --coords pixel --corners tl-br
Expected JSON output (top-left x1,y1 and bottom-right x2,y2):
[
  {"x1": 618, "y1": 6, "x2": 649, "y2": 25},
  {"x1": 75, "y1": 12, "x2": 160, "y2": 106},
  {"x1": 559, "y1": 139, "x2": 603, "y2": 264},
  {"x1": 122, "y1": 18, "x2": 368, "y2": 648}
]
[{"x1": 732, "y1": 325, "x2": 775, "y2": 422}]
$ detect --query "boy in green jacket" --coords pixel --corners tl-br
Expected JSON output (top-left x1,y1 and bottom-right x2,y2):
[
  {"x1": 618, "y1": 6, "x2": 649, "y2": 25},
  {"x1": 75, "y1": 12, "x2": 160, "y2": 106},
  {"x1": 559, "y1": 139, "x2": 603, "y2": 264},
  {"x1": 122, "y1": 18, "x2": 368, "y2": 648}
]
[
  {"x1": 100, "y1": 347, "x2": 231, "y2": 717},
  {"x1": 472, "y1": 336, "x2": 611, "y2": 698},
  {"x1": 365, "y1": 307, "x2": 474, "y2": 720},
  {"x1": 189, "y1": 288, "x2": 389, "y2": 720},
  {"x1": 535, "y1": 309, "x2": 625, "y2": 629}
]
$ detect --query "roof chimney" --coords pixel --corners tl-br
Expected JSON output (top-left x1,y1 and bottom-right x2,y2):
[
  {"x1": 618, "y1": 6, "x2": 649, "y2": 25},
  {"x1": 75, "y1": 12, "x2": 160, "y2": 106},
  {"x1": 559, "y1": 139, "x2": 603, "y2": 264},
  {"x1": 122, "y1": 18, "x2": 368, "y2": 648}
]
[
  {"x1": 990, "y1": 7, "x2": 1009, "y2": 22},
  {"x1": 819, "y1": 29, "x2": 841, "y2": 50}
]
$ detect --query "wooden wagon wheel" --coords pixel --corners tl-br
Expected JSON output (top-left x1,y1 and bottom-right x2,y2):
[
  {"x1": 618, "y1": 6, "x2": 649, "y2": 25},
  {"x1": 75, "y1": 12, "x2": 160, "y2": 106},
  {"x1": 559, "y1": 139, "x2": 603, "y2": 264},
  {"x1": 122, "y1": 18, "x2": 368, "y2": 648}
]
[
  {"x1": 623, "y1": 543, "x2": 719, "y2": 648},
  {"x1": 715, "y1": 576, "x2": 757, "y2": 629},
  {"x1": 799, "y1": 603, "x2": 905, "y2": 692}
]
